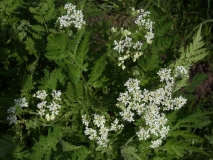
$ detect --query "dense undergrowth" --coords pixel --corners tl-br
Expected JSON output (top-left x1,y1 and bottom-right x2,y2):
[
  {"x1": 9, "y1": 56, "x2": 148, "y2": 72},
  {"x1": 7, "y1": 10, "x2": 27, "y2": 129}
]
[{"x1": 0, "y1": 0, "x2": 213, "y2": 159}]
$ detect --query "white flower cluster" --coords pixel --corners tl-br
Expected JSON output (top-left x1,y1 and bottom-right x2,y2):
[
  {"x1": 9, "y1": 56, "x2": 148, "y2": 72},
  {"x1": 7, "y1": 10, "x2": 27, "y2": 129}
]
[
  {"x1": 116, "y1": 67, "x2": 188, "y2": 148},
  {"x1": 57, "y1": 3, "x2": 86, "y2": 30},
  {"x1": 14, "y1": 97, "x2": 28, "y2": 108},
  {"x1": 82, "y1": 114, "x2": 124, "y2": 147},
  {"x1": 113, "y1": 9, "x2": 154, "y2": 70},
  {"x1": 134, "y1": 9, "x2": 154, "y2": 44},
  {"x1": 33, "y1": 90, "x2": 61, "y2": 121},
  {"x1": 7, "y1": 107, "x2": 17, "y2": 125},
  {"x1": 113, "y1": 31, "x2": 143, "y2": 70},
  {"x1": 7, "y1": 98, "x2": 28, "y2": 125},
  {"x1": 174, "y1": 66, "x2": 189, "y2": 78}
]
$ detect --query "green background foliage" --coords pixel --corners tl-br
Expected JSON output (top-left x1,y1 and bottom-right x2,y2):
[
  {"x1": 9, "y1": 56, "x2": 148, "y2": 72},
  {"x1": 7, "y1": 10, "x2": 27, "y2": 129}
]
[{"x1": 0, "y1": 0, "x2": 213, "y2": 159}]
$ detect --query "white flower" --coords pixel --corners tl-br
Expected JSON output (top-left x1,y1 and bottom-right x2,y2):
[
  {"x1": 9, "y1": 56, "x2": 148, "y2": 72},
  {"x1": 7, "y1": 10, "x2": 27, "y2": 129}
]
[
  {"x1": 157, "y1": 68, "x2": 173, "y2": 83},
  {"x1": 14, "y1": 97, "x2": 28, "y2": 107},
  {"x1": 110, "y1": 118, "x2": 124, "y2": 131},
  {"x1": 150, "y1": 139, "x2": 162, "y2": 148},
  {"x1": 33, "y1": 90, "x2": 48, "y2": 100},
  {"x1": 45, "y1": 113, "x2": 55, "y2": 121},
  {"x1": 93, "y1": 114, "x2": 106, "y2": 128},
  {"x1": 82, "y1": 114, "x2": 89, "y2": 127},
  {"x1": 37, "y1": 109, "x2": 45, "y2": 116},
  {"x1": 58, "y1": 3, "x2": 86, "y2": 30},
  {"x1": 124, "y1": 78, "x2": 140, "y2": 92},
  {"x1": 175, "y1": 66, "x2": 189, "y2": 78},
  {"x1": 120, "y1": 109, "x2": 135, "y2": 122},
  {"x1": 7, "y1": 106, "x2": 16, "y2": 114},
  {"x1": 51, "y1": 90, "x2": 61, "y2": 101},
  {"x1": 136, "y1": 128, "x2": 150, "y2": 140},
  {"x1": 111, "y1": 27, "x2": 117, "y2": 33},
  {"x1": 84, "y1": 127, "x2": 97, "y2": 140},
  {"x1": 7, "y1": 115, "x2": 17, "y2": 125},
  {"x1": 37, "y1": 101, "x2": 47, "y2": 109},
  {"x1": 117, "y1": 92, "x2": 131, "y2": 105}
]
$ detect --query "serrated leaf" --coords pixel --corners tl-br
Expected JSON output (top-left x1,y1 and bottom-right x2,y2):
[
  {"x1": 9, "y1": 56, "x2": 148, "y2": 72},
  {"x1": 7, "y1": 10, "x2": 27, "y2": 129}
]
[
  {"x1": 121, "y1": 146, "x2": 141, "y2": 160},
  {"x1": 31, "y1": 25, "x2": 45, "y2": 33},
  {"x1": 88, "y1": 53, "x2": 107, "y2": 84},
  {"x1": 45, "y1": 33, "x2": 70, "y2": 60},
  {"x1": 25, "y1": 37, "x2": 36, "y2": 55},
  {"x1": 60, "y1": 139, "x2": 81, "y2": 152},
  {"x1": 174, "y1": 26, "x2": 209, "y2": 67},
  {"x1": 71, "y1": 147, "x2": 89, "y2": 160}
]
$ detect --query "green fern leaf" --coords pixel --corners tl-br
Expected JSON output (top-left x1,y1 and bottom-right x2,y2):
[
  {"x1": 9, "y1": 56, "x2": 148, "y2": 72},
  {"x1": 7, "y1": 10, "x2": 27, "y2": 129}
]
[
  {"x1": 171, "y1": 130, "x2": 204, "y2": 143},
  {"x1": 174, "y1": 26, "x2": 209, "y2": 67},
  {"x1": 74, "y1": 32, "x2": 90, "y2": 70},
  {"x1": 76, "y1": 80, "x2": 84, "y2": 101},
  {"x1": 71, "y1": 146, "x2": 89, "y2": 160},
  {"x1": 138, "y1": 51, "x2": 160, "y2": 72},
  {"x1": 173, "y1": 111, "x2": 212, "y2": 130},
  {"x1": 45, "y1": 33, "x2": 70, "y2": 60},
  {"x1": 88, "y1": 53, "x2": 107, "y2": 85},
  {"x1": 165, "y1": 139, "x2": 190, "y2": 158},
  {"x1": 121, "y1": 146, "x2": 141, "y2": 160},
  {"x1": 70, "y1": 29, "x2": 85, "y2": 56},
  {"x1": 31, "y1": 25, "x2": 45, "y2": 33},
  {"x1": 65, "y1": 82, "x2": 77, "y2": 103},
  {"x1": 60, "y1": 139, "x2": 81, "y2": 152},
  {"x1": 30, "y1": 126, "x2": 63, "y2": 160},
  {"x1": 25, "y1": 37, "x2": 36, "y2": 55},
  {"x1": 39, "y1": 68, "x2": 65, "y2": 90},
  {"x1": 20, "y1": 74, "x2": 34, "y2": 98}
]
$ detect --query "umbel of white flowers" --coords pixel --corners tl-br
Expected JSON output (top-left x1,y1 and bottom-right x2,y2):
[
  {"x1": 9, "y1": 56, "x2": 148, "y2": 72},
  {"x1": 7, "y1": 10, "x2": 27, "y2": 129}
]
[
  {"x1": 113, "y1": 8, "x2": 155, "y2": 70},
  {"x1": 82, "y1": 66, "x2": 188, "y2": 148},
  {"x1": 117, "y1": 66, "x2": 188, "y2": 148},
  {"x1": 82, "y1": 114, "x2": 124, "y2": 147},
  {"x1": 33, "y1": 90, "x2": 62, "y2": 121},
  {"x1": 57, "y1": 3, "x2": 86, "y2": 30}
]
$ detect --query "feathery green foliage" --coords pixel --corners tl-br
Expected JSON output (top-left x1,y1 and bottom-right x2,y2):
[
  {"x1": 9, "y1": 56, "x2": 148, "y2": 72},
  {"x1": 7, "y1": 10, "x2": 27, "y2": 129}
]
[
  {"x1": 174, "y1": 26, "x2": 209, "y2": 67},
  {"x1": 30, "y1": 126, "x2": 63, "y2": 160},
  {"x1": 0, "y1": 0, "x2": 212, "y2": 160}
]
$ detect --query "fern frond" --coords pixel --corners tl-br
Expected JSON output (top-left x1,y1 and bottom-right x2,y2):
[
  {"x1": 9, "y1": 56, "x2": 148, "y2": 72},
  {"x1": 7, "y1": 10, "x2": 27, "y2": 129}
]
[
  {"x1": 88, "y1": 53, "x2": 107, "y2": 86},
  {"x1": 20, "y1": 74, "x2": 34, "y2": 98},
  {"x1": 173, "y1": 111, "x2": 212, "y2": 130},
  {"x1": 30, "y1": 126, "x2": 63, "y2": 160},
  {"x1": 121, "y1": 146, "x2": 141, "y2": 160},
  {"x1": 39, "y1": 68, "x2": 65, "y2": 90},
  {"x1": 174, "y1": 26, "x2": 209, "y2": 67},
  {"x1": 45, "y1": 33, "x2": 70, "y2": 60},
  {"x1": 60, "y1": 139, "x2": 81, "y2": 152},
  {"x1": 25, "y1": 37, "x2": 37, "y2": 55},
  {"x1": 31, "y1": 25, "x2": 45, "y2": 33},
  {"x1": 70, "y1": 29, "x2": 85, "y2": 56},
  {"x1": 75, "y1": 32, "x2": 90, "y2": 70},
  {"x1": 65, "y1": 82, "x2": 77, "y2": 103},
  {"x1": 71, "y1": 146, "x2": 89, "y2": 160},
  {"x1": 171, "y1": 130, "x2": 204, "y2": 143},
  {"x1": 138, "y1": 51, "x2": 160, "y2": 72},
  {"x1": 165, "y1": 139, "x2": 190, "y2": 158}
]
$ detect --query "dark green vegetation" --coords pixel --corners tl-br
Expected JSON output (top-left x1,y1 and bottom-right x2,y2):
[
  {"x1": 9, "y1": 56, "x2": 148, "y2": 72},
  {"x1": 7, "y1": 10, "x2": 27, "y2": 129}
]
[{"x1": 0, "y1": 0, "x2": 213, "y2": 159}]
